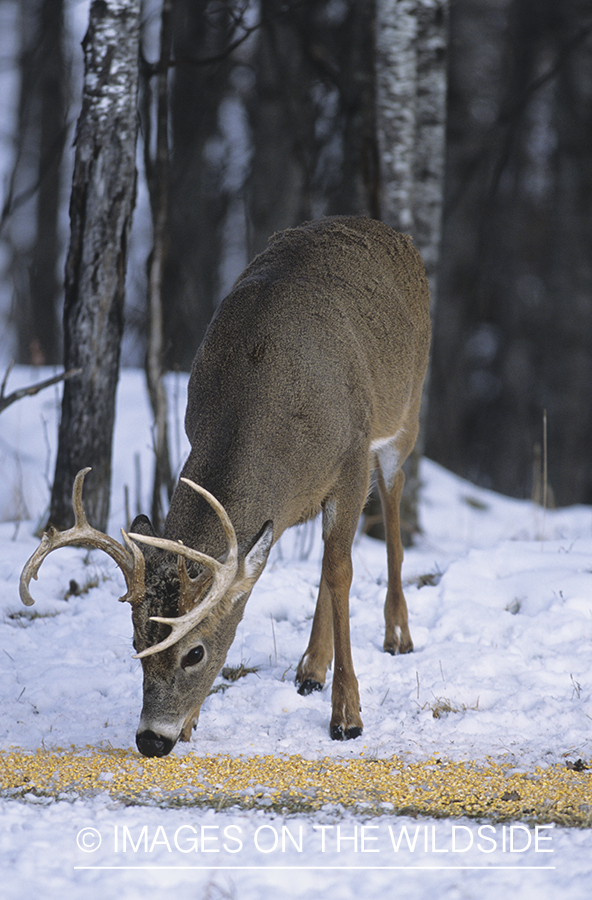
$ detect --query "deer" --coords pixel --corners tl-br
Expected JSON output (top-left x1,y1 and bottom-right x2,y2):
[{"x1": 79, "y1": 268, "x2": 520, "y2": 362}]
[{"x1": 20, "y1": 216, "x2": 431, "y2": 758}]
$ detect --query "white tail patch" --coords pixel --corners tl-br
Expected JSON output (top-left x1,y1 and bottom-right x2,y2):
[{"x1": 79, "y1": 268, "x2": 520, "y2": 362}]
[{"x1": 371, "y1": 432, "x2": 405, "y2": 491}]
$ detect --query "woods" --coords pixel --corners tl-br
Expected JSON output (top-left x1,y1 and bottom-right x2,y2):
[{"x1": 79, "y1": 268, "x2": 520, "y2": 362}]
[{"x1": 1, "y1": 0, "x2": 591, "y2": 517}]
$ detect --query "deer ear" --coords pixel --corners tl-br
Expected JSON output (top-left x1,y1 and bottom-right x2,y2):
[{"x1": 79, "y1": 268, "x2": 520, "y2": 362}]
[
  {"x1": 243, "y1": 521, "x2": 273, "y2": 581},
  {"x1": 130, "y1": 514, "x2": 156, "y2": 537}
]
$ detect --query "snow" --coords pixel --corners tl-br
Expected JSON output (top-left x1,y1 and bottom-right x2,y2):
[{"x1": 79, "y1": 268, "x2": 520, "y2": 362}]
[{"x1": 1, "y1": 365, "x2": 592, "y2": 898}]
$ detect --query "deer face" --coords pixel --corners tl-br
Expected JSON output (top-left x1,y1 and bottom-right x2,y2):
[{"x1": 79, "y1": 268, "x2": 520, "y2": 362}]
[{"x1": 132, "y1": 598, "x2": 247, "y2": 757}]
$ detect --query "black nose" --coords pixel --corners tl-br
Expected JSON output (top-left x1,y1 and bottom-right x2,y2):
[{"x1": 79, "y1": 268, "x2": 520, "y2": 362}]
[{"x1": 136, "y1": 730, "x2": 175, "y2": 758}]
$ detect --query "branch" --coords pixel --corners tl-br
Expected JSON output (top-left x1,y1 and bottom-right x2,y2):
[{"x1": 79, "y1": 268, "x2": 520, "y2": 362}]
[
  {"x1": 142, "y1": 0, "x2": 312, "y2": 75},
  {"x1": 0, "y1": 363, "x2": 82, "y2": 414}
]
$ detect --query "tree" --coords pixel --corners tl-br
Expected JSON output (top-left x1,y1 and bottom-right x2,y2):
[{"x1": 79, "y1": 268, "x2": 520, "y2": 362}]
[
  {"x1": 160, "y1": 0, "x2": 235, "y2": 372},
  {"x1": 246, "y1": 0, "x2": 311, "y2": 258},
  {"x1": 5, "y1": 0, "x2": 67, "y2": 365},
  {"x1": 142, "y1": 0, "x2": 176, "y2": 531},
  {"x1": 247, "y1": 0, "x2": 378, "y2": 257},
  {"x1": 374, "y1": 0, "x2": 448, "y2": 541},
  {"x1": 49, "y1": 0, "x2": 141, "y2": 531}
]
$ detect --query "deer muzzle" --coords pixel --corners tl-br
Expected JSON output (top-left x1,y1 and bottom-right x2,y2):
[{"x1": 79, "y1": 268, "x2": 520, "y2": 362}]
[{"x1": 136, "y1": 729, "x2": 177, "y2": 758}]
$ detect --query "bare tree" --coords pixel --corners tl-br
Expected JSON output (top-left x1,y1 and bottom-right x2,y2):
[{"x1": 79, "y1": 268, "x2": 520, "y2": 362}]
[
  {"x1": 49, "y1": 0, "x2": 141, "y2": 531},
  {"x1": 160, "y1": 0, "x2": 235, "y2": 371},
  {"x1": 246, "y1": 0, "x2": 379, "y2": 258},
  {"x1": 375, "y1": 0, "x2": 448, "y2": 541},
  {"x1": 5, "y1": 0, "x2": 67, "y2": 365},
  {"x1": 142, "y1": 0, "x2": 176, "y2": 530},
  {"x1": 246, "y1": 0, "x2": 315, "y2": 257},
  {"x1": 376, "y1": 0, "x2": 448, "y2": 307}
]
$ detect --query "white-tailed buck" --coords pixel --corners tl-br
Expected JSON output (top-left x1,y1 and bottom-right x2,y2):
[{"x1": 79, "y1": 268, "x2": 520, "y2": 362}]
[{"x1": 20, "y1": 216, "x2": 430, "y2": 757}]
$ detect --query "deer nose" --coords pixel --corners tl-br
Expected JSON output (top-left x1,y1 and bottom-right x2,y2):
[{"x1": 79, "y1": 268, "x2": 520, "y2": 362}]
[{"x1": 136, "y1": 730, "x2": 176, "y2": 758}]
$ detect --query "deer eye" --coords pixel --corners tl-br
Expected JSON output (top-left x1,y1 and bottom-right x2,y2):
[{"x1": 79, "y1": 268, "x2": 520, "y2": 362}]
[{"x1": 182, "y1": 645, "x2": 205, "y2": 668}]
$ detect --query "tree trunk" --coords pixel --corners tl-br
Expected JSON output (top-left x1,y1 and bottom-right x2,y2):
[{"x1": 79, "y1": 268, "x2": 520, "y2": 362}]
[
  {"x1": 246, "y1": 0, "x2": 314, "y2": 258},
  {"x1": 374, "y1": 0, "x2": 448, "y2": 543},
  {"x1": 144, "y1": 0, "x2": 175, "y2": 531},
  {"x1": 161, "y1": 0, "x2": 233, "y2": 372},
  {"x1": 49, "y1": 0, "x2": 141, "y2": 531},
  {"x1": 9, "y1": 0, "x2": 66, "y2": 366}
]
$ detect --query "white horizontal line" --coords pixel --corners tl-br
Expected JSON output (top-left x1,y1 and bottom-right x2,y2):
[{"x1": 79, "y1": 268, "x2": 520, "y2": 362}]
[{"x1": 74, "y1": 865, "x2": 557, "y2": 871}]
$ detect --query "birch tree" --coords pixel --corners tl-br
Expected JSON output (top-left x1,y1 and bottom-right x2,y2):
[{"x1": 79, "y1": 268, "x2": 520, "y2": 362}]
[
  {"x1": 376, "y1": 0, "x2": 447, "y2": 304},
  {"x1": 49, "y1": 0, "x2": 141, "y2": 531},
  {"x1": 375, "y1": 0, "x2": 448, "y2": 541}
]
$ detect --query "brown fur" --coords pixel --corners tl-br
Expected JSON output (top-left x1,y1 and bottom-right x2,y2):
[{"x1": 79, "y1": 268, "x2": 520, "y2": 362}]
[{"x1": 130, "y1": 215, "x2": 430, "y2": 754}]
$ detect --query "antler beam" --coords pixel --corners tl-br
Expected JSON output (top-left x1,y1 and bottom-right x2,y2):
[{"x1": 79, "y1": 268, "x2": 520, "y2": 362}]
[{"x1": 20, "y1": 468, "x2": 145, "y2": 608}]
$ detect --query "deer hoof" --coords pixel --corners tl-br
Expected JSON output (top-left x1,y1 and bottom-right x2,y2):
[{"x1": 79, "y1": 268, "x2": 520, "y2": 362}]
[
  {"x1": 384, "y1": 635, "x2": 414, "y2": 655},
  {"x1": 330, "y1": 724, "x2": 363, "y2": 741},
  {"x1": 297, "y1": 678, "x2": 323, "y2": 696}
]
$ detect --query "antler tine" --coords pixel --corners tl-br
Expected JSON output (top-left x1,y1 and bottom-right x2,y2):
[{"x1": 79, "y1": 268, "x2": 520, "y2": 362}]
[
  {"x1": 120, "y1": 529, "x2": 146, "y2": 605},
  {"x1": 125, "y1": 533, "x2": 225, "y2": 574},
  {"x1": 180, "y1": 478, "x2": 238, "y2": 567},
  {"x1": 128, "y1": 480, "x2": 238, "y2": 576},
  {"x1": 20, "y1": 468, "x2": 145, "y2": 608},
  {"x1": 71, "y1": 466, "x2": 92, "y2": 527}
]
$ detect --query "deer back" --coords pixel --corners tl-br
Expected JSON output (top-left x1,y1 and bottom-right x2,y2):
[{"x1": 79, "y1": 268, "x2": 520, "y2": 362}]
[{"x1": 166, "y1": 216, "x2": 430, "y2": 555}]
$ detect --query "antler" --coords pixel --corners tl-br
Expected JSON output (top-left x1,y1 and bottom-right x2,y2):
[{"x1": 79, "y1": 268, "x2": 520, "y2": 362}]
[
  {"x1": 20, "y1": 467, "x2": 145, "y2": 607},
  {"x1": 128, "y1": 478, "x2": 238, "y2": 658}
]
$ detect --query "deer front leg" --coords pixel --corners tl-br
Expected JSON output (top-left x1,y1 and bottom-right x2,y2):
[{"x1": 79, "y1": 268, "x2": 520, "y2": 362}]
[
  {"x1": 376, "y1": 465, "x2": 413, "y2": 655},
  {"x1": 324, "y1": 548, "x2": 363, "y2": 740},
  {"x1": 296, "y1": 576, "x2": 334, "y2": 695}
]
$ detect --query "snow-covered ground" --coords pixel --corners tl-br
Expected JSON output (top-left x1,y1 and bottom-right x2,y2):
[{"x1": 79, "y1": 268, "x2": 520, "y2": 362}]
[{"x1": 1, "y1": 365, "x2": 591, "y2": 898}]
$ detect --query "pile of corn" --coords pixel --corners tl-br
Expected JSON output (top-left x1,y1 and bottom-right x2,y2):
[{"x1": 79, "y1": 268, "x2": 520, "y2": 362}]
[{"x1": 1, "y1": 748, "x2": 591, "y2": 825}]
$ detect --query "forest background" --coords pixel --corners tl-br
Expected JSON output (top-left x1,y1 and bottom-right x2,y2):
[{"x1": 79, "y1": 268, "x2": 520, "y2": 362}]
[{"x1": 1, "y1": 0, "x2": 591, "y2": 527}]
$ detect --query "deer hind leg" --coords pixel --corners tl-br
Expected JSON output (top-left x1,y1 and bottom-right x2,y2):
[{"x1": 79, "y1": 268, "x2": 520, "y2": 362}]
[{"x1": 376, "y1": 444, "x2": 413, "y2": 655}]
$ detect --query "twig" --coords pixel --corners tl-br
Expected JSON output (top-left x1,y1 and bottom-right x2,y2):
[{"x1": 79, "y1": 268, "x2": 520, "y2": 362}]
[{"x1": 0, "y1": 363, "x2": 82, "y2": 414}]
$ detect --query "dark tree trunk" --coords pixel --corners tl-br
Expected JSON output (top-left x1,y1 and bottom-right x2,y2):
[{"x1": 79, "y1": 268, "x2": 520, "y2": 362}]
[
  {"x1": 49, "y1": 0, "x2": 141, "y2": 531},
  {"x1": 143, "y1": 0, "x2": 176, "y2": 531},
  {"x1": 247, "y1": 0, "x2": 379, "y2": 257},
  {"x1": 325, "y1": 0, "x2": 380, "y2": 220},
  {"x1": 10, "y1": 0, "x2": 66, "y2": 365},
  {"x1": 161, "y1": 0, "x2": 233, "y2": 372},
  {"x1": 544, "y1": 0, "x2": 592, "y2": 504},
  {"x1": 246, "y1": 0, "x2": 315, "y2": 258}
]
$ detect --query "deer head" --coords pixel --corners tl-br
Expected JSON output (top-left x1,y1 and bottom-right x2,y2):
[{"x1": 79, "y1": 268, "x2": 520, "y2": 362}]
[{"x1": 20, "y1": 467, "x2": 273, "y2": 757}]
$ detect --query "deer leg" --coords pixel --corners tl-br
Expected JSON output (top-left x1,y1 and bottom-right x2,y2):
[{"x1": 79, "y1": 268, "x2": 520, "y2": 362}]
[
  {"x1": 376, "y1": 461, "x2": 413, "y2": 655},
  {"x1": 298, "y1": 481, "x2": 365, "y2": 739},
  {"x1": 324, "y1": 534, "x2": 363, "y2": 740},
  {"x1": 296, "y1": 497, "x2": 341, "y2": 694},
  {"x1": 295, "y1": 575, "x2": 333, "y2": 695},
  {"x1": 318, "y1": 476, "x2": 368, "y2": 741}
]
